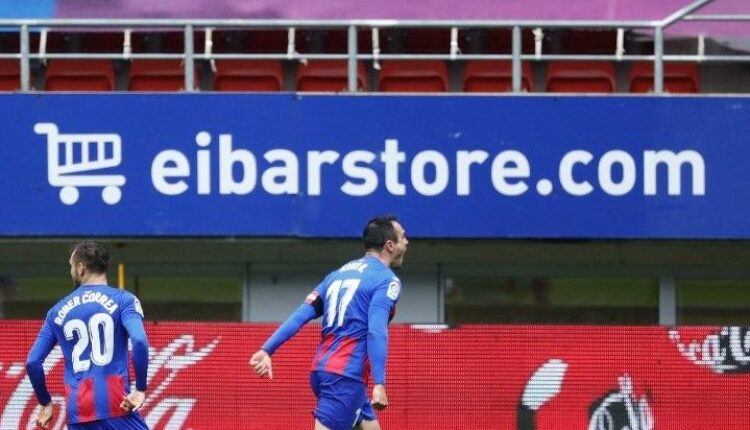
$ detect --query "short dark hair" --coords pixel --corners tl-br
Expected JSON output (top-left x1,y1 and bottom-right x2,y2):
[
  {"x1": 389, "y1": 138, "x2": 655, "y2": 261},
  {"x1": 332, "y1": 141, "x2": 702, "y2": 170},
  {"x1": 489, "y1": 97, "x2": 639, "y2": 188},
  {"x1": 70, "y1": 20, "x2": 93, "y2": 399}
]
[
  {"x1": 71, "y1": 240, "x2": 110, "y2": 274},
  {"x1": 363, "y1": 215, "x2": 399, "y2": 251}
]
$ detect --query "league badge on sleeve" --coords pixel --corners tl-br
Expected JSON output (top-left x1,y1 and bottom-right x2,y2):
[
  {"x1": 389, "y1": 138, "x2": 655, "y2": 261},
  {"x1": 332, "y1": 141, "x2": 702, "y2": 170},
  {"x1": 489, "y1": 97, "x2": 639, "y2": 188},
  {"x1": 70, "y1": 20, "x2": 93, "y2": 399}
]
[
  {"x1": 134, "y1": 297, "x2": 144, "y2": 317},
  {"x1": 387, "y1": 280, "x2": 401, "y2": 300}
]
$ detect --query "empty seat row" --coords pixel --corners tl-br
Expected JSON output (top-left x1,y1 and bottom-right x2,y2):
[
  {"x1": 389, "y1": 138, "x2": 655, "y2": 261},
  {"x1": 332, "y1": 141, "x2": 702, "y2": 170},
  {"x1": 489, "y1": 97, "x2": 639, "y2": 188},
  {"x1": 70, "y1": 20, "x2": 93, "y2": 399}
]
[{"x1": 0, "y1": 59, "x2": 700, "y2": 93}]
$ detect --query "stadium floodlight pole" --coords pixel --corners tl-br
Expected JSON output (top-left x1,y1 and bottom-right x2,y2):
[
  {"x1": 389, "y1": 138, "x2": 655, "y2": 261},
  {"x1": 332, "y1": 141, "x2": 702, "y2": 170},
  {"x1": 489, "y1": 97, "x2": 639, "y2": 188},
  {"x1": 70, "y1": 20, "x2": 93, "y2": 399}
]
[
  {"x1": 184, "y1": 24, "x2": 195, "y2": 92},
  {"x1": 512, "y1": 25, "x2": 522, "y2": 93},
  {"x1": 347, "y1": 25, "x2": 358, "y2": 92},
  {"x1": 20, "y1": 24, "x2": 29, "y2": 92}
]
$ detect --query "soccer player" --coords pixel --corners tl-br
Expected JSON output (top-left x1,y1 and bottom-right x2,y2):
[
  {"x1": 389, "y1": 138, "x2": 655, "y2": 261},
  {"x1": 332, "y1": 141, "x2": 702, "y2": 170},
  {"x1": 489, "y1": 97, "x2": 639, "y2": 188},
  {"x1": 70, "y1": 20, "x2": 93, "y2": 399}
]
[
  {"x1": 25, "y1": 240, "x2": 150, "y2": 430},
  {"x1": 250, "y1": 215, "x2": 409, "y2": 430}
]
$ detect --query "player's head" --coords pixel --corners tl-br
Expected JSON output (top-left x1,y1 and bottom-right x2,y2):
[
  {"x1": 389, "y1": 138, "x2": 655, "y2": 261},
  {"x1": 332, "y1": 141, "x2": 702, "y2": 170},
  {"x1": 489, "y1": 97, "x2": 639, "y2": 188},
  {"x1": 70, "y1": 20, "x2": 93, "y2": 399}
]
[
  {"x1": 69, "y1": 240, "x2": 110, "y2": 287},
  {"x1": 363, "y1": 215, "x2": 409, "y2": 268}
]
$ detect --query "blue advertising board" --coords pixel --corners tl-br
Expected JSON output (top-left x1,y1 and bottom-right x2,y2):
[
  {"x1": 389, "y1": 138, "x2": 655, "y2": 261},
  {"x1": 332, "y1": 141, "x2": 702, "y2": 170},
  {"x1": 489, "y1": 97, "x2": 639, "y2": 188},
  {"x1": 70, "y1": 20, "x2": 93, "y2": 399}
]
[{"x1": 0, "y1": 94, "x2": 746, "y2": 238}]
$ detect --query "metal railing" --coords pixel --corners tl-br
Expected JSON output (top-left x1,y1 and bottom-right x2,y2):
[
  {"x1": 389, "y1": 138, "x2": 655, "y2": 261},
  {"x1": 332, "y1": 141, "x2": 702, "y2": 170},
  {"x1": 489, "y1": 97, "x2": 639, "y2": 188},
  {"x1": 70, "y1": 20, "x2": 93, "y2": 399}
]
[{"x1": 0, "y1": 0, "x2": 746, "y2": 93}]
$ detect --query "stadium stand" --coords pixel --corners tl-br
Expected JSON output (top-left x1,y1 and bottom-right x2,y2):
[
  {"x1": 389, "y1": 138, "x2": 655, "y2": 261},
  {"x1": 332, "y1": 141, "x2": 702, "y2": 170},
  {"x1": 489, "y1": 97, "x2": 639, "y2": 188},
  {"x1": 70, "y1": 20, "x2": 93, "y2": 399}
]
[
  {"x1": 212, "y1": 59, "x2": 284, "y2": 91},
  {"x1": 545, "y1": 61, "x2": 617, "y2": 93},
  {"x1": 629, "y1": 61, "x2": 700, "y2": 93},
  {"x1": 128, "y1": 59, "x2": 200, "y2": 91},
  {"x1": 462, "y1": 61, "x2": 533, "y2": 92},
  {"x1": 0, "y1": 5, "x2": 746, "y2": 94},
  {"x1": 378, "y1": 60, "x2": 449, "y2": 92},
  {"x1": 296, "y1": 60, "x2": 367, "y2": 92},
  {"x1": 0, "y1": 59, "x2": 20, "y2": 91},
  {"x1": 44, "y1": 59, "x2": 115, "y2": 91}
]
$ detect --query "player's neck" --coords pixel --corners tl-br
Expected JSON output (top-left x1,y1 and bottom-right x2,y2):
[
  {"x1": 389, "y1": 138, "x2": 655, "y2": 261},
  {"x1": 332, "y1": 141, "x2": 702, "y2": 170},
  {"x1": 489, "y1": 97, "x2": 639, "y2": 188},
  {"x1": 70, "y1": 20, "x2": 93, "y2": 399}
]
[
  {"x1": 78, "y1": 273, "x2": 108, "y2": 287},
  {"x1": 364, "y1": 250, "x2": 391, "y2": 268}
]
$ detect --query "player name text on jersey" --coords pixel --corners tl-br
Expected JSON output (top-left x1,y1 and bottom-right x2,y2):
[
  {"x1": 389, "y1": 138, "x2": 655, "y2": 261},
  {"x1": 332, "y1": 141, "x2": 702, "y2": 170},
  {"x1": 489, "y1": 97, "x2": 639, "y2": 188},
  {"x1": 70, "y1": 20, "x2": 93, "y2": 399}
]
[
  {"x1": 53, "y1": 290, "x2": 119, "y2": 325},
  {"x1": 338, "y1": 261, "x2": 368, "y2": 273}
]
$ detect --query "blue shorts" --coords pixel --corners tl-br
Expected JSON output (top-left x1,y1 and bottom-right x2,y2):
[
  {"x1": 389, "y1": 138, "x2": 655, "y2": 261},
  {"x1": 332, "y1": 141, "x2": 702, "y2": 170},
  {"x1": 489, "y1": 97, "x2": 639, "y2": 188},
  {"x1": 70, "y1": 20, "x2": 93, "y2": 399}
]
[
  {"x1": 310, "y1": 371, "x2": 370, "y2": 430},
  {"x1": 68, "y1": 413, "x2": 149, "y2": 430},
  {"x1": 354, "y1": 401, "x2": 377, "y2": 425}
]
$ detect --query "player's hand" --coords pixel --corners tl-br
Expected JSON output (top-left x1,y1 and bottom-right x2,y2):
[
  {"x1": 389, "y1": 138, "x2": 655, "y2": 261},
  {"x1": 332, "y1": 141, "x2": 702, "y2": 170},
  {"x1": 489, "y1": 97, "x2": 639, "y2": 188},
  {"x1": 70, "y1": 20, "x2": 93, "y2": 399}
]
[
  {"x1": 250, "y1": 349, "x2": 273, "y2": 379},
  {"x1": 120, "y1": 389, "x2": 146, "y2": 412},
  {"x1": 371, "y1": 384, "x2": 388, "y2": 411},
  {"x1": 34, "y1": 403, "x2": 53, "y2": 429}
]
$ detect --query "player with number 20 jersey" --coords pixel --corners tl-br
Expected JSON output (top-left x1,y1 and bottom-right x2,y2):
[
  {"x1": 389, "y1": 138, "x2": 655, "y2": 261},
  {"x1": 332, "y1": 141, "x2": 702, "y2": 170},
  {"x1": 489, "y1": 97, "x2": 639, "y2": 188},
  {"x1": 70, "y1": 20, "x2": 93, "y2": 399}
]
[{"x1": 26, "y1": 241, "x2": 150, "y2": 430}]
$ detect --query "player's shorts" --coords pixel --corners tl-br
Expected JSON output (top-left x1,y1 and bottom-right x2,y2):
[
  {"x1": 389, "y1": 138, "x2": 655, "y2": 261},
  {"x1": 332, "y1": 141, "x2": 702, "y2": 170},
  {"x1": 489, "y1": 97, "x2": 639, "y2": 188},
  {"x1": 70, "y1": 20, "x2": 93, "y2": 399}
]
[
  {"x1": 310, "y1": 370, "x2": 367, "y2": 430},
  {"x1": 354, "y1": 400, "x2": 377, "y2": 426},
  {"x1": 68, "y1": 413, "x2": 149, "y2": 430}
]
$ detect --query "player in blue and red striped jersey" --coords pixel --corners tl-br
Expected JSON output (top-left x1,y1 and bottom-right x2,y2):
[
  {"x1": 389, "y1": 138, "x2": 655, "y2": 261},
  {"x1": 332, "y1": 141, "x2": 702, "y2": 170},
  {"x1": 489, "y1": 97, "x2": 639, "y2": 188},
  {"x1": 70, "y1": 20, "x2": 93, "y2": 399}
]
[
  {"x1": 251, "y1": 215, "x2": 409, "y2": 430},
  {"x1": 25, "y1": 240, "x2": 150, "y2": 430}
]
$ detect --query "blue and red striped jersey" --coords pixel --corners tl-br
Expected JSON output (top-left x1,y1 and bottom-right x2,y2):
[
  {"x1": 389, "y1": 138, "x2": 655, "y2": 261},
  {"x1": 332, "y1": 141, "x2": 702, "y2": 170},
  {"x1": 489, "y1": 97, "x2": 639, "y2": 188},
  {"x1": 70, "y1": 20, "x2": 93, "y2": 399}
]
[
  {"x1": 309, "y1": 255, "x2": 401, "y2": 383},
  {"x1": 26, "y1": 284, "x2": 148, "y2": 424}
]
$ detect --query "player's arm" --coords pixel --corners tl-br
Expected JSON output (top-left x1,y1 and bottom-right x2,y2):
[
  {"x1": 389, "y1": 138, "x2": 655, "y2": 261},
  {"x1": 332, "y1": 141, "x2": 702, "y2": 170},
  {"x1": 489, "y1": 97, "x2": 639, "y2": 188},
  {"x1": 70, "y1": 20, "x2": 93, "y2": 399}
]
[
  {"x1": 367, "y1": 279, "x2": 400, "y2": 410},
  {"x1": 250, "y1": 289, "x2": 324, "y2": 379},
  {"x1": 121, "y1": 295, "x2": 149, "y2": 411},
  {"x1": 25, "y1": 319, "x2": 56, "y2": 429}
]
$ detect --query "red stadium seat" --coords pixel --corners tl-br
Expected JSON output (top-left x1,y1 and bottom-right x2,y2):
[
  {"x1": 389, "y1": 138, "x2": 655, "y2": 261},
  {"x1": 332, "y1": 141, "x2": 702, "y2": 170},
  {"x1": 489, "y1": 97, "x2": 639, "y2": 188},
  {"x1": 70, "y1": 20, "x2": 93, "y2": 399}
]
[
  {"x1": 128, "y1": 60, "x2": 200, "y2": 91},
  {"x1": 212, "y1": 60, "x2": 284, "y2": 91},
  {"x1": 629, "y1": 62, "x2": 699, "y2": 93},
  {"x1": 546, "y1": 61, "x2": 616, "y2": 93},
  {"x1": 0, "y1": 59, "x2": 20, "y2": 91},
  {"x1": 45, "y1": 60, "x2": 115, "y2": 91},
  {"x1": 378, "y1": 60, "x2": 448, "y2": 93},
  {"x1": 296, "y1": 60, "x2": 367, "y2": 92},
  {"x1": 463, "y1": 61, "x2": 533, "y2": 92}
]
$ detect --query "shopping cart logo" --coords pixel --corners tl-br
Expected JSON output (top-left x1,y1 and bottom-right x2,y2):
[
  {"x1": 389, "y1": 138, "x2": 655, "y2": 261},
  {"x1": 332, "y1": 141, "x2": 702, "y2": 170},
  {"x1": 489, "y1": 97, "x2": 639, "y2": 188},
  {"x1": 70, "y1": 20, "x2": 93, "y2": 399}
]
[{"x1": 35, "y1": 122, "x2": 126, "y2": 205}]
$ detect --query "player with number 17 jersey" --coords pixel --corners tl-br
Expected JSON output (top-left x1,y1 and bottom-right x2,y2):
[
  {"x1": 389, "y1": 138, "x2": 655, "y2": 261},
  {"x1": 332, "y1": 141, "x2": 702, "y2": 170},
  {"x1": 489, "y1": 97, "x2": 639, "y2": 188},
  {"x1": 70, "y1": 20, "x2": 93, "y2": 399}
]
[
  {"x1": 26, "y1": 285, "x2": 149, "y2": 425},
  {"x1": 262, "y1": 254, "x2": 401, "y2": 384},
  {"x1": 307, "y1": 255, "x2": 401, "y2": 382}
]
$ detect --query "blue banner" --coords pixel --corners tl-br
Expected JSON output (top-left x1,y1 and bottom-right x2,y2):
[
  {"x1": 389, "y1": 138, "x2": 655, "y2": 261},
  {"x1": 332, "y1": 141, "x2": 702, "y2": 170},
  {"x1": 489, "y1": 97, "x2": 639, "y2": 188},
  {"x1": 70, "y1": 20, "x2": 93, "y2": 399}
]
[{"x1": 0, "y1": 94, "x2": 746, "y2": 238}]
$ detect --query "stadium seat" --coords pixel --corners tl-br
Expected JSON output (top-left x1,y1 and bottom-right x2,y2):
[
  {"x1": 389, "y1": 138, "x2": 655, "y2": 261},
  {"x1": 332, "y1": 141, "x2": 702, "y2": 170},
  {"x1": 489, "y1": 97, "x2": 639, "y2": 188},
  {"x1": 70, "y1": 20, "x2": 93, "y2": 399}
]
[
  {"x1": 212, "y1": 60, "x2": 284, "y2": 91},
  {"x1": 45, "y1": 59, "x2": 115, "y2": 91},
  {"x1": 128, "y1": 60, "x2": 200, "y2": 91},
  {"x1": 0, "y1": 60, "x2": 20, "y2": 91},
  {"x1": 546, "y1": 61, "x2": 616, "y2": 93},
  {"x1": 629, "y1": 62, "x2": 699, "y2": 93},
  {"x1": 296, "y1": 60, "x2": 367, "y2": 92},
  {"x1": 463, "y1": 61, "x2": 533, "y2": 92},
  {"x1": 378, "y1": 60, "x2": 448, "y2": 92}
]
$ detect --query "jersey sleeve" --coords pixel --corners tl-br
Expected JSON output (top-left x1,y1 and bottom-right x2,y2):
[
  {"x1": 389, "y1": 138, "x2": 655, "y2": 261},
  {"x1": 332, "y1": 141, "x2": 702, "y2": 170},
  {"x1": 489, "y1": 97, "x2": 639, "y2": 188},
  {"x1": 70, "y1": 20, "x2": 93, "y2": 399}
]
[
  {"x1": 25, "y1": 317, "x2": 57, "y2": 406},
  {"x1": 261, "y1": 276, "x2": 329, "y2": 355},
  {"x1": 368, "y1": 277, "x2": 401, "y2": 385},
  {"x1": 261, "y1": 303, "x2": 319, "y2": 355},
  {"x1": 120, "y1": 292, "x2": 149, "y2": 391}
]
